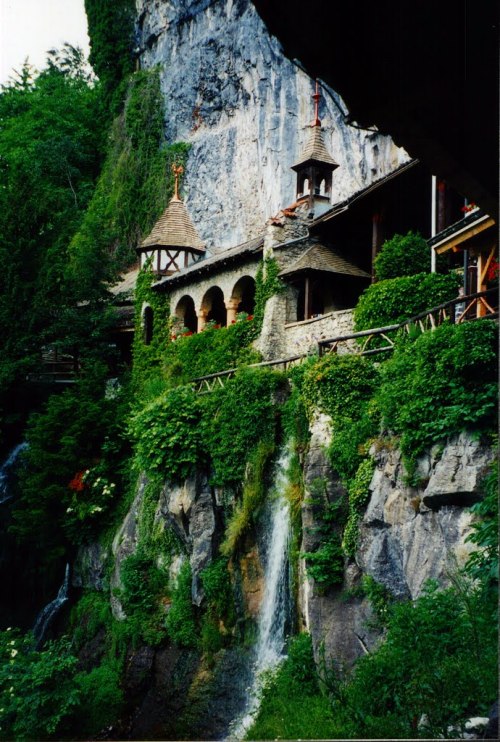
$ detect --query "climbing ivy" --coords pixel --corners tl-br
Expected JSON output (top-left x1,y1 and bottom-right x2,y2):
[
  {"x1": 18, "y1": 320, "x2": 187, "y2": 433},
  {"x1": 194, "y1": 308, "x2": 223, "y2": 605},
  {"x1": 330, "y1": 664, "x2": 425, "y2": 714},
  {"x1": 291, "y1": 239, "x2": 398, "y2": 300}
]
[
  {"x1": 342, "y1": 458, "x2": 375, "y2": 557},
  {"x1": 132, "y1": 265, "x2": 171, "y2": 394},
  {"x1": 253, "y1": 256, "x2": 286, "y2": 329}
]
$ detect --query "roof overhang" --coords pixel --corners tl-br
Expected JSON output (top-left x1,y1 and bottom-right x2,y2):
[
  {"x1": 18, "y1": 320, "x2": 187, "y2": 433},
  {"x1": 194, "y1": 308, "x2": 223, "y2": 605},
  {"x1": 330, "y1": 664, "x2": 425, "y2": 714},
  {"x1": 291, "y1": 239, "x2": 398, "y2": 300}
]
[{"x1": 431, "y1": 214, "x2": 496, "y2": 254}]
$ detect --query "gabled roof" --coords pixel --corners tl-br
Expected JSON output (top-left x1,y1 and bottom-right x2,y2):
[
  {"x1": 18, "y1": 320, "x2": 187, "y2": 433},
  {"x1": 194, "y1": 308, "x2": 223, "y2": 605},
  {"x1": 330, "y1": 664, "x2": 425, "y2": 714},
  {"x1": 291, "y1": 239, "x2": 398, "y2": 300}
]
[
  {"x1": 292, "y1": 124, "x2": 339, "y2": 171},
  {"x1": 279, "y1": 242, "x2": 370, "y2": 278},
  {"x1": 139, "y1": 196, "x2": 205, "y2": 253},
  {"x1": 428, "y1": 209, "x2": 495, "y2": 254}
]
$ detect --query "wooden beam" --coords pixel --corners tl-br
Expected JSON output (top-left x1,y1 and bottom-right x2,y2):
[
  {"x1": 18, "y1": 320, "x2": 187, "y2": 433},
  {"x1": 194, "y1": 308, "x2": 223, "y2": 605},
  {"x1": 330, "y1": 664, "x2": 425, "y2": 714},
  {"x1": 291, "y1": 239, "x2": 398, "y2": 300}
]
[{"x1": 435, "y1": 216, "x2": 495, "y2": 254}]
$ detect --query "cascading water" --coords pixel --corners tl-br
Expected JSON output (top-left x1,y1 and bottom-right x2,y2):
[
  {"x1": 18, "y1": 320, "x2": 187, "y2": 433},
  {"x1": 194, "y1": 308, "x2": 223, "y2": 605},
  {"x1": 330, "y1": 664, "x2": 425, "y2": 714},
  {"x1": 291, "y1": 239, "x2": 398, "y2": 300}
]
[
  {"x1": 0, "y1": 442, "x2": 28, "y2": 505},
  {"x1": 227, "y1": 446, "x2": 293, "y2": 741},
  {"x1": 33, "y1": 563, "x2": 70, "y2": 648}
]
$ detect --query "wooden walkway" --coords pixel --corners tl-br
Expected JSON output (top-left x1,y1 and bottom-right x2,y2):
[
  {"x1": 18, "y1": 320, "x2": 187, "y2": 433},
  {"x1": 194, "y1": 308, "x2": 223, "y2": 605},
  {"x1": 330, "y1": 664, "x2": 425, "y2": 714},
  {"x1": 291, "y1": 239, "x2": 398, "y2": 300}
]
[{"x1": 193, "y1": 288, "x2": 498, "y2": 392}]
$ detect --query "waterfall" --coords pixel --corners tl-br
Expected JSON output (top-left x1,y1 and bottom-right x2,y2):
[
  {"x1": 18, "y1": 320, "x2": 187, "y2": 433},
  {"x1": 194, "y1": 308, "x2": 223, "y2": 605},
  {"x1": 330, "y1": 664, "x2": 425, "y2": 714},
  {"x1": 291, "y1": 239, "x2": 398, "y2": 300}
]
[
  {"x1": 227, "y1": 446, "x2": 292, "y2": 740},
  {"x1": 33, "y1": 563, "x2": 70, "y2": 648},
  {"x1": 0, "y1": 442, "x2": 28, "y2": 505}
]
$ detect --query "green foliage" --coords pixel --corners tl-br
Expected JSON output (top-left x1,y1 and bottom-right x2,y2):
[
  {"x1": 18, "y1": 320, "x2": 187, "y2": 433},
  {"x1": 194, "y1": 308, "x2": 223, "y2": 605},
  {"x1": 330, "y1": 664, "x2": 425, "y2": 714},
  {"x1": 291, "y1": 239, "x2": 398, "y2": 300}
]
[
  {"x1": 131, "y1": 385, "x2": 205, "y2": 481},
  {"x1": 69, "y1": 69, "x2": 190, "y2": 294},
  {"x1": 132, "y1": 265, "x2": 172, "y2": 392},
  {"x1": 253, "y1": 256, "x2": 286, "y2": 329},
  {"x1": 376, "y1": 321, "x2": 498, "y2": 472},
  {"x1": 119, "y1": 549, "x2": 168, "y2": 646},
  {"x1": 11, "y1": 367, "x2": 129, "y2": 562},
  {"x1": 163, "y1": 318, "x2": 261, "y2": 383},
  {"x1": 84, "y1": 0, "x2": 136, "y2": 112},
  {"x1": 200, "y1": 557, "x2": 236, "y2": 653},
  {"x1": 302, "y1": 487, "x2": 346, "y2": 590},
  {"x1": 354, "y1": 272, "x2": 459, "y2": 335},
  {"x1": 330, "y1": 578, "x2": 498, "y2": 738},
  {"x1": 303, "y1": 354, "x2": 380, "y2": 482},
  {"x1": 73, "y1": 659, "x2": 124, "y2": 737},
  {"x1": 465, "y1": 462, "x2": 499, "y2": 585},
  {"x1": 203, "y1": 368, "x2": 282, "y2": 488},
  {"x1": 0, "y1": 53, "x2": 106, "y2": 442},
  {"x1": 374, "y1": 230, "x2": 430, "y2": 280},
  {"x1": 342, "y1": 459, "x2": 375, "y2": 557},
  {"x1": 220, "y1": 440, "x2": 275, "y2": 556},
  {"x1": 361, "y1": 574, "x2": 394, "y2": 627},
  {"x1": 0, "y1": 630, "x2": 80, "y2": 740},
  {"x1": 247, "y1": 633, "x2": 335, "y2": 740},
  {"x1": 165, "y1": 561, "x2": 198, "y2": 649}
]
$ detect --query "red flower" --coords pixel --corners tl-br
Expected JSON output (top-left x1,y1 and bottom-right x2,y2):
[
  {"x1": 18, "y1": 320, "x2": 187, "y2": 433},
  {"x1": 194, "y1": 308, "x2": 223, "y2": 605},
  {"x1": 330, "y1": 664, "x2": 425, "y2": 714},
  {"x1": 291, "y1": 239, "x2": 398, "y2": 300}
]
[
  {"x1": 487, "y1": 258, "x2": 499, "y2": 282},
  {"x1": 247, "y1": 315, "x2": 254, "y2": 321},
  {"x1": 69, "y1": 471, "x2": 85, "y2": 492}
]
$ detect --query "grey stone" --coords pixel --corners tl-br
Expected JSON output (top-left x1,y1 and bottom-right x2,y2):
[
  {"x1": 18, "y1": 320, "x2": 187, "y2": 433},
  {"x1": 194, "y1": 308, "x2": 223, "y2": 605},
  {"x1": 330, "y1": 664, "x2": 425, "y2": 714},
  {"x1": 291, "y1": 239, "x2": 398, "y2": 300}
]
[
  {"x1": 423, "y1": 432, "x2": 495, "y2": 508},
  {"x1": 136, "y1": 0, "x2": 408, "y2": 250},
  {"x1": 72, "y1": 542, "x2": 108, "y2": 591}
]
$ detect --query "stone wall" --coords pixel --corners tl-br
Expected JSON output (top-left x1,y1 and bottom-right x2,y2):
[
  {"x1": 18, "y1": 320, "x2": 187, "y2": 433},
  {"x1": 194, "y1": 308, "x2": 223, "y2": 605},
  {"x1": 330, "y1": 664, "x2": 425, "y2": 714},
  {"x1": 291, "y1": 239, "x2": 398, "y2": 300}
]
[{"x1": 283, "y1": 309, "x2": 355, "y2": 358}]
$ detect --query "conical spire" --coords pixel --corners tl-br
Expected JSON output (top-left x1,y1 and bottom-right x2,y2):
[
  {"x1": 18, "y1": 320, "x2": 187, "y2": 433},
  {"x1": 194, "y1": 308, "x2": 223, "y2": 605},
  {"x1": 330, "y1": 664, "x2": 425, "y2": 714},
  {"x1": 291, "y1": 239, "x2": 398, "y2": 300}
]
[
  {"x1": 137, "y1": 164, "x2": 205, "y2": 275},
  {"x1": 140, "y1": 165, "x2": 205, "y2": 252},
  {"x1": 292, "y1": 81, "x2": 339, "y2": 172}
]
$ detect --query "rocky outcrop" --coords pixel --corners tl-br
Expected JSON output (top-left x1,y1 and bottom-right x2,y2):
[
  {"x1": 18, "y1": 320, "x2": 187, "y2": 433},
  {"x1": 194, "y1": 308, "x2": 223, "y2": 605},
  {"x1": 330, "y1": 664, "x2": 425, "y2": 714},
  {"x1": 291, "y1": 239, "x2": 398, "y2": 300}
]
[
  {"x1": 299, "y1": 412, "x2": 379, "y2": 669},
  {"x1": 156, "y1": 470, "x2": 219, "y2": 605},
  {"x1": 358, "y1": 434, "x2": 494, "y2": 601},
  {"x1": 300, "y1": 423, "x2": 495, "y2": 669},
  {"x1": 136, "y1": 0, "x2": 408, "y2": 249}
]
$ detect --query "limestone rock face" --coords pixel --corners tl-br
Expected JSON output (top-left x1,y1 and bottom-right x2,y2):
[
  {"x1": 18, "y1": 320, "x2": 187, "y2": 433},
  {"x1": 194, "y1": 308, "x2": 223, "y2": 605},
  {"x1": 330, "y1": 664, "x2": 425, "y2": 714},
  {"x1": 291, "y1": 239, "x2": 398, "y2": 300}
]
[
  {"x1": 357, "y1": 435, "x2": 494, "y2": 602},
  {"x1": 300, "y1": 427, "x2": 494, "y2": 669},
  {"x1": 136, "y1": 0, "x2": 408, "y2": 249}
]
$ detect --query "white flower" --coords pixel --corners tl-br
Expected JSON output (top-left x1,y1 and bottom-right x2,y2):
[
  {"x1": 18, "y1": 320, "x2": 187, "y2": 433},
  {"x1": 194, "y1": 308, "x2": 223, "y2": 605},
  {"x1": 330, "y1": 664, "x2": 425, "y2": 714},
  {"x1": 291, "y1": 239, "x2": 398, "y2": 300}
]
[
  {"x1": 66, "y1": 507, "x2": 73, "y2": 513},
  {"x1": 10, "y1": 649, "x2": 17, "y2": 658}
]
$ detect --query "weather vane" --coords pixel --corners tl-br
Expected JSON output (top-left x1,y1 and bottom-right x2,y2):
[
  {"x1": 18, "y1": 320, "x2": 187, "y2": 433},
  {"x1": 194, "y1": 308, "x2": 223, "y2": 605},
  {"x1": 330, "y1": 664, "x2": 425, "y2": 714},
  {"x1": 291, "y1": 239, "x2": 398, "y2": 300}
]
[
  {"x1": 313, "y1": 79, "x2": 321, "y2": 126},
  {"x1": 172, "y1": 163, "x2": 184, "y2": 200}
]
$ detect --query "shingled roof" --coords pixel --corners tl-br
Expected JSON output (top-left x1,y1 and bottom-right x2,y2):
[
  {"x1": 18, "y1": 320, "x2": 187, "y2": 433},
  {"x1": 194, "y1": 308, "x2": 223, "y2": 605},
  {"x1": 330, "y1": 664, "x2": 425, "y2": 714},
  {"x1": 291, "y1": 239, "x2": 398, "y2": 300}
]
[
  {"x1": 140, "y1": 196, "x2": 205, "y2": 252},
  {"x1": 279, "y1": 242, "x2": 370, "y2": 278},
  {"x1": 292, "y1": 124, "x2": 339, "y2": 171}
]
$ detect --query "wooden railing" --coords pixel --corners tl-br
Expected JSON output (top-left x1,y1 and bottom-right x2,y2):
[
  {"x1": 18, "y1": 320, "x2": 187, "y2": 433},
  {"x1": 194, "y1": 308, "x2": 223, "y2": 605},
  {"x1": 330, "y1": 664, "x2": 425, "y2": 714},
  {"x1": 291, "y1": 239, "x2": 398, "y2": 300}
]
[
  {"x1": 27, "y1": 347, "x2": 79, "y2": 384},
  {"x1": 192, "y1": 288, "x2": 498, "y2": 391},
  {"x1": 318, "y1": 288, "x2": 498, "y2": 357}
]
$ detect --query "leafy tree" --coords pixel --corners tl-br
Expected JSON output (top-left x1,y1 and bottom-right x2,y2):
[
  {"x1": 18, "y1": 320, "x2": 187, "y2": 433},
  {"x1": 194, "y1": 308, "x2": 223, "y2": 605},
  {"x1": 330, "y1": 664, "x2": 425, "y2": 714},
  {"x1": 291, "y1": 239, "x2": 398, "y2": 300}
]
[
  {"x1": 374, "y1": 230, "x2": 430, "y2": 280},
  {"x1": 84, "y1": 0, "x2": 136, "y2": 113}
]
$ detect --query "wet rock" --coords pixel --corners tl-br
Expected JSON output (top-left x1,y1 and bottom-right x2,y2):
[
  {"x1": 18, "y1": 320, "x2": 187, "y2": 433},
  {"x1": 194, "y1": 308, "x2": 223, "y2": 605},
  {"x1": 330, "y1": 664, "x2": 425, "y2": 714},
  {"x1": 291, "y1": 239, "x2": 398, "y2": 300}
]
[{"x1": 72, "y1": 542, "x2": 108, "y2": 591}]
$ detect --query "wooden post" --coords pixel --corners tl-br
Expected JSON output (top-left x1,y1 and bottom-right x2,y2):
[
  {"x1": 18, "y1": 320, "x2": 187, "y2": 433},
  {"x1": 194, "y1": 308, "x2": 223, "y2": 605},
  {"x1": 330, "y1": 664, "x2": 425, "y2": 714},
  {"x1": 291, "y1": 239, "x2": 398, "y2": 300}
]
[{"x1": 304, "y1": 275, "x2": 311, "y2": 320}]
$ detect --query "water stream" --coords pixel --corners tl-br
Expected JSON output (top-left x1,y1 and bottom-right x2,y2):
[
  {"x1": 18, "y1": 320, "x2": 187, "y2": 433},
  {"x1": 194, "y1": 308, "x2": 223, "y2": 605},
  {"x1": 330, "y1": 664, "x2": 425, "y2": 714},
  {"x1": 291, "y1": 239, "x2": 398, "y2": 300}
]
[
  {"x1": 226, "y1": 446, "x2": 292, "y2": 740},
  {"x1": 33, "y1": 563, "x2": 70, "y2": 648},
  {"x1": 0, "y1": 442, "x2": 28, "y2": 505}
]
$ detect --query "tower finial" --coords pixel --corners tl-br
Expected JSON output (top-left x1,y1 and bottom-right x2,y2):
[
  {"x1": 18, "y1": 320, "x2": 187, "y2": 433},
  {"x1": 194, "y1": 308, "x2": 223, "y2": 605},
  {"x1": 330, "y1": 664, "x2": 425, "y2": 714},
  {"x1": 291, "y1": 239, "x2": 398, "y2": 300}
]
[
  {"x1": 172, "y1": 163, "x2": 184, "y2": 201},
  {"x1": 312, "y1": 79, "x2": 321, "y2": 127}
]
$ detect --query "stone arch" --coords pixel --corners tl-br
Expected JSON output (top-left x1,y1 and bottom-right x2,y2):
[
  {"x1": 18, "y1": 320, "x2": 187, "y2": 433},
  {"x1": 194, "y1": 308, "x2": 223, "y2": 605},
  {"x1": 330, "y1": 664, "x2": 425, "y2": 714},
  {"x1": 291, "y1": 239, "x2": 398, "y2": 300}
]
[
  {"x1": 200, "y1": 285, "x2": 227, "y2": 327},
  {"x1": 231, "y1": 275, "x2": 256, "y2": 316},
  {"x1": 142, "y1": 304, "x2": 154, "y2": 345},
  {"x1": 174, "y1": 294, "x2": 197, "y2": 334}
]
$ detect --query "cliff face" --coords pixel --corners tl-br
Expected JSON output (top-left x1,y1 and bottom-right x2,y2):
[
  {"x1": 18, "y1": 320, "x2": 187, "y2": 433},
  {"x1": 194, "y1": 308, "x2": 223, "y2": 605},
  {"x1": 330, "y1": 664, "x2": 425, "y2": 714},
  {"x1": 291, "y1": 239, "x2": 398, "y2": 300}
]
[
  {"x1": 299, "y1": 419, "x2": 495, "y2": 669},
  {"x1": 135, "y1": 0, "x2": 408, "y2": 250}
]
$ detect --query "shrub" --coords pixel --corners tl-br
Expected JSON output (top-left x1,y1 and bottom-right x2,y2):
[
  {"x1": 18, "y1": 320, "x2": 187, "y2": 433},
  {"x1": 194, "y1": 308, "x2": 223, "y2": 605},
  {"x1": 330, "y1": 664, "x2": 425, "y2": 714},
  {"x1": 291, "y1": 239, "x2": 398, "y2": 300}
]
[
  {"x1": 354, "y1": 272, "x2": 459, "y2": 334},
  {"x1": 202, "y1": 368, "x2": 282, "y2": 488},
  {"x1": 373, "y1": 230, "x2": 430, "y2": 280},
  {"x1": 342, "y1": 458, "x2": 375, "y2": 558},
  {"x1": 165, "y1": 561, "x2": 198, "y2": 649},
  {"x1": 73, "y1": 660, "x2": 124, "y2": 737},
  {"x1": 376, "y1": 321, "x2": 498, "y2": 471},
  {"x1": 0, "y1": 631, "x2": 80, "y2": 740},
  {"x1": 131, "y1": 385, "x2": 205, "y2": 481}
]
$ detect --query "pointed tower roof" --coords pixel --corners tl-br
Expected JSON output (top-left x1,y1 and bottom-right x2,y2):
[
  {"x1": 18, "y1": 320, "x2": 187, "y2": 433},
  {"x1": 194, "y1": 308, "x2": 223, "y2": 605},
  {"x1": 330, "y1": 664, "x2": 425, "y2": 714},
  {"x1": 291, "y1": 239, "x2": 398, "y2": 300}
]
[
  {"x1": 292, "y1": 81, "x2": 339, "y2": 172},
  {"x1": 140, "y1": 164, "x2": 205, "y2": 253},
  {"x1": 141, "y1": 198, "x2": 206, "y2": 252}
]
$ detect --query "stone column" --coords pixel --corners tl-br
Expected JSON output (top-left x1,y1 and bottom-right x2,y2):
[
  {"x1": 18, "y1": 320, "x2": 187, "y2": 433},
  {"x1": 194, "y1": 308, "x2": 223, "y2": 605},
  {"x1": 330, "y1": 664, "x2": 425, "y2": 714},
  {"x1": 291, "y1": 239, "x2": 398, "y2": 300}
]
[
  {"x1": 225, "y1": 299, "x2": 239, "y2": 325},
  {"x1": 197, "y1": 309, "x2": 208, "y2": 332}
]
